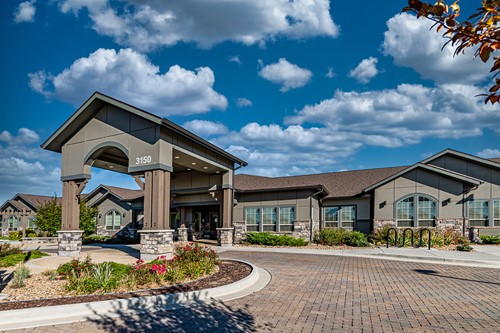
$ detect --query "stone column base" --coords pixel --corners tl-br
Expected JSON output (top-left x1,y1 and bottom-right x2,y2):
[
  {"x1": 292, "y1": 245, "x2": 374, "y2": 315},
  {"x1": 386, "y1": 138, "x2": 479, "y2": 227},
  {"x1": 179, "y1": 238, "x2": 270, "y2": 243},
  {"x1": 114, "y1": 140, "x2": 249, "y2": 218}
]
[
  {"x1": 138, "y1": 230, "x2": 174, "y2": 261},
  {"x1": 57, "y1": 230, "x2": 84, "y2": 257},
  {"x1": 217, "y1": 228, "x2": 234, "y2": 247},
  {"x1": 177, "y1": 228, "x2": 188, "y2": 242}
]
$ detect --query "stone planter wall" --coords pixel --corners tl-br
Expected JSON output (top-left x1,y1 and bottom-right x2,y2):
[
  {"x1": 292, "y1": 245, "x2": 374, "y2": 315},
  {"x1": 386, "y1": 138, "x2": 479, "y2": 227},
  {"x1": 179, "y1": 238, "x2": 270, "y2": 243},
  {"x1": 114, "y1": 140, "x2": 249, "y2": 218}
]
[
  {"x1": 57, "y1": 230, "x2": 84, "y2": 256},
  {"x1": 138, "y1": 230, "x2": 174, "y2": 261}
]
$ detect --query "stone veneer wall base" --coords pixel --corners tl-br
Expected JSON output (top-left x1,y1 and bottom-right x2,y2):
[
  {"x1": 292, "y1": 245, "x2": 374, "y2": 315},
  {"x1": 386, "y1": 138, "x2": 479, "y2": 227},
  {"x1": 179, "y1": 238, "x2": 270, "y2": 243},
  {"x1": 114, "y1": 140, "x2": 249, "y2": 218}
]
[
  {"x1": 138, "y1": 230, "x2": 174, "y2": 261},
  {"x1": 57, "y1": 230, "x2": 84, "y2": 257},
  {"x1": 217, "y1": 228, "x2": 234, "y2": 247}
]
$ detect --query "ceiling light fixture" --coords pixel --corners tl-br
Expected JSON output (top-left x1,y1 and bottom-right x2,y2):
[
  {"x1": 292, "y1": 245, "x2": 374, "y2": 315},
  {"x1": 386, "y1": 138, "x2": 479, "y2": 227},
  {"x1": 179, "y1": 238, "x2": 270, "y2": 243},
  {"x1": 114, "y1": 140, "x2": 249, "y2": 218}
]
[
  {"x1": 174, "y1": 156, "x2": 180, "y2": 159},
  {"x1": 187, "y1": 168, "x2": 191, "y2": 171},
  {"x1": 191, "y1": 162, "x2": 197, "y2": 165},
  {"x1": 203, "y1": 166, "x2": 208, "y2": 170}
]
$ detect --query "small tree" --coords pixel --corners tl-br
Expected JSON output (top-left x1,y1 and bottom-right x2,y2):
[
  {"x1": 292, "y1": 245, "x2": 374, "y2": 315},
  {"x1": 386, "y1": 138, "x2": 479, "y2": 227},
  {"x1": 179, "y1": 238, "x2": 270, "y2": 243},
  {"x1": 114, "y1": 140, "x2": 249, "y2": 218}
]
[
  {"x1": 33, "y1": 197, "x2": 61, "y2": 237},
  {"x1": 80, "y1": 201, "x2": 98, "y2": 236}
]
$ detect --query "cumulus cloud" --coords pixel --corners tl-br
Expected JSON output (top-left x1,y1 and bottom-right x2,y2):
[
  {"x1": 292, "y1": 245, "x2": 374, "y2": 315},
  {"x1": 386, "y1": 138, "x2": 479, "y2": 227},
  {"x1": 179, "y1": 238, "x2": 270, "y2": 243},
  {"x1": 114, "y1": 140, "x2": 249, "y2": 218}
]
[
  {"x1": 57, "y1": 0, "x2": 339, "y2": 51},
  {"x1": 0, "y1": 128, "x2": 61, "y2": 204},
  {"x1": 285, "y1": 83, "x2": 499, "y2": 147},
  {"x1": 258, "y1": 58, "x2": 313, "y2": 92},
  {"x1": 14, "y1": 0, "x2": 36, "y2": 23},
  {"x1": 236, "y1": 98, "x2": 252, "y2": 108},
  {"x1": 28, "y1": 48, "x2": 227, "y2": 116},
  {"x1": 477, "y1": 148, "x2": 500, "y2": 158},
  {"x1": 348, "y1": 57, "x2": 379, "y2": 83},
  {"x1": 183, "y1": 120, "x2": 228, "y2": 137},
  {"x1": 382, "y1": 13, "x2": 491, "y2": 84}
]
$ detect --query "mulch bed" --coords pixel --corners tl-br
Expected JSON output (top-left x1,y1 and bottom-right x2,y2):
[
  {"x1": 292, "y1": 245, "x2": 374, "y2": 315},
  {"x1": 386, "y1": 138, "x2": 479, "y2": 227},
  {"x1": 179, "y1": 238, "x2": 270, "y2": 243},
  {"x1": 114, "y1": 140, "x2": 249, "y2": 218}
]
[{"x1": 0, "y1": 260, "x2": 251, "y2": 311}]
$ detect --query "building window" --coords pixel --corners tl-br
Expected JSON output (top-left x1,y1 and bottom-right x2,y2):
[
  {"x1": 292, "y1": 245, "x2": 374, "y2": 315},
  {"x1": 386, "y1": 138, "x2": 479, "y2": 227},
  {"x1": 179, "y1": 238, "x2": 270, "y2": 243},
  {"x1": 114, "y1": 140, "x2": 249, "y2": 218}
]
[
  {"x1": 494, "y1": 200, "x2": 500, "y2": 227},
  {"x1": 27, "y1": 217, "x2": 36, "y2": 229},
  {"x1": 396, "y1": 195, "x2": 436, "y2": 227},
  {"x1": 279, "y1": 207, "x2": 295, "y2": 232},
  {"x1": 8, "y1": 216, "x2": 19, "y2": 231},
  {"x1": 244, "y1": 206, "x2": 295, "y2": 232},
  {"x1": 105, "y1": 210, "x2": 121, "y2": 230},
  {"x1": 468, "y1": 200, "x2": 489, "y2": 227},
  {"x1": 245, "y1": 208, "x2": 260, "y2": 232},
  {"x1": 324, "y1": 206, "x2": 356, "y2": 229}
]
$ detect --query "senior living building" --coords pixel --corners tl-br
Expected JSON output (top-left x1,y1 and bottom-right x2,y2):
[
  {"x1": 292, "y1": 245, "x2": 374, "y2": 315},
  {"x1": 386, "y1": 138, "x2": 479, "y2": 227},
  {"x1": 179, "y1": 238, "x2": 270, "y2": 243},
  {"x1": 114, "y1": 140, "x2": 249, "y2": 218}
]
[{"x1": 1, "y1": 92, "x2": 498, "y2": 257}]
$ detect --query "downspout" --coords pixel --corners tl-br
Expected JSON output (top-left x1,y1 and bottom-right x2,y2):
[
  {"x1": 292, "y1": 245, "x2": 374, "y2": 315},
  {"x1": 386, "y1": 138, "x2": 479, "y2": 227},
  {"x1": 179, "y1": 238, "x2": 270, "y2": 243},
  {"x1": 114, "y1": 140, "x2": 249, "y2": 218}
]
[{"x1": 310, "y1": 188, "x2": 324, "y2": 242}]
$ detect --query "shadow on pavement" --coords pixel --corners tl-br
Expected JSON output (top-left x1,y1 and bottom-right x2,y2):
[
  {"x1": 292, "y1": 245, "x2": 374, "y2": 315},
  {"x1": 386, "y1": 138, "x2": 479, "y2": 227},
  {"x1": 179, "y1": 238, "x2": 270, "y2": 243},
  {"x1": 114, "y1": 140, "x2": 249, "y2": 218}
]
[
  {"x1": 414, "y1": 268, "x2": 500, "y2": 286},
  {"x1": 83, "y1": 244, "x2": 140, "y2": 259},
  {"x1": 87, "y1": 299, "x2": 256, "y2": 333}
]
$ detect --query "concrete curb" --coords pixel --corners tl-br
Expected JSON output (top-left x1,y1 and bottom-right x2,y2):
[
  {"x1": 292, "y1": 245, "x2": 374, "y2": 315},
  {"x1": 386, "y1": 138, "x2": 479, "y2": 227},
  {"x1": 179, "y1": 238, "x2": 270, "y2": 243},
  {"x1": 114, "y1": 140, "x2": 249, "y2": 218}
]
[{"x1": 0, "y1": 259, "x2": 269, "y2": 331}]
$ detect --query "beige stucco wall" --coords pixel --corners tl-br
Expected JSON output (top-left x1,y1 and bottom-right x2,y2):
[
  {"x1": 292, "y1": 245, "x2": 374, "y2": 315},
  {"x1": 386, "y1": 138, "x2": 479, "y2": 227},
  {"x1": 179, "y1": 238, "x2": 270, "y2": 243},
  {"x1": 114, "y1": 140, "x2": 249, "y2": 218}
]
[{"x1": 93, "y1": 196, "x2": 133, "y2": 233}]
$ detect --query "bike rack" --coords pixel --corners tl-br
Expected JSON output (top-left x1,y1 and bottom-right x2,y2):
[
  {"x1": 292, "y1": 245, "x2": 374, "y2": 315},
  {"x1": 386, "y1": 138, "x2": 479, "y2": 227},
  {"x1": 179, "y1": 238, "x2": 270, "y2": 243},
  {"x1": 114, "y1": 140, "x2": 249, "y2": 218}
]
[
  {"x1": 385, "y1": 227, "x2": 432, "y2": 250},
  {"x1": 419, "y1": 228, "x2": 432, "y2": 250},
  {"x1": 401, "y1": 228, "x2": 414, "y2": 248},
  {"x1": 386, "y1": 227, "x2": 398, "y2": 248}
]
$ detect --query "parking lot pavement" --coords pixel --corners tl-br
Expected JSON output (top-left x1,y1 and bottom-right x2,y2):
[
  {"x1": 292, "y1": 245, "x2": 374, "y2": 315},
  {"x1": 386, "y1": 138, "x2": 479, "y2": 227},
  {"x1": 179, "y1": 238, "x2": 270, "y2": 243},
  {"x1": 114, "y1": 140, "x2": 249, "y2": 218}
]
[{"x1": 6, "y1": 251, "x2": 500, "y2": 333}]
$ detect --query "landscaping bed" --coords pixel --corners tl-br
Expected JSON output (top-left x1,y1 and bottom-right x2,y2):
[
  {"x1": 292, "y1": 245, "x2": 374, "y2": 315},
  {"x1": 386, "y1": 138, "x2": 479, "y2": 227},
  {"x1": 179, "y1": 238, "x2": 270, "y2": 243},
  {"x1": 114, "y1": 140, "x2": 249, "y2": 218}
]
[{"x1": 0, "y1": 260, "x2": 250, "y2": 311}]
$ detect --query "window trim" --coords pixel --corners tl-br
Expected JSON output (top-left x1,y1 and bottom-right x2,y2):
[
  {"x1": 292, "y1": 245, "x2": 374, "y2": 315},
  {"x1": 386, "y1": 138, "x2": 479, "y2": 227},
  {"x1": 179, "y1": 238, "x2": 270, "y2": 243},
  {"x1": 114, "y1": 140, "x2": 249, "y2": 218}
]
[
  {"x1": 395, "y1": 194, "x2": 438, "y2": 228},
  {"x1": 105, "y1": 210, "x2": 122, "y2": 231},
  {"x1": 323, "y1": 205, "x2": 357, "y2": 230},
  {"x1": 7, "y1": 215, "x2": 19, "y2": 231},
  {"x1": 493, "y1": 199, "x2": 500, "y2": 227},
  {"x1": 244, "y1": 205, "x2": 296, "y2": 232}
]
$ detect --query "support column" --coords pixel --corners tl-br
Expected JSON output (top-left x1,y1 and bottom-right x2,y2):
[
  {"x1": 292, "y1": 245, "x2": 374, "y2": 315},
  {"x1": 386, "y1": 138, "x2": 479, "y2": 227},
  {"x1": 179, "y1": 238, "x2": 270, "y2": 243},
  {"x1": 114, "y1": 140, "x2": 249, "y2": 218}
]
[
  {"x1": 59, "y1": 179, "x2": 87, "y2": 256},
  {"x1": 139, "y1": 169, "x2": 173, "y2": 260},
  {"x1": 217, "y1": 187, "x2": 234, "y2": 247}
]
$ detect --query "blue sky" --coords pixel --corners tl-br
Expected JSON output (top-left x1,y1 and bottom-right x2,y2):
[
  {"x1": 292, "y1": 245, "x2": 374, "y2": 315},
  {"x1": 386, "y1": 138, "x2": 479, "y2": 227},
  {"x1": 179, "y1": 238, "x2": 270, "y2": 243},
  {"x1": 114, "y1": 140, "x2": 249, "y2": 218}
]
[{"x1": 1, "y1": 0, "x2": 499, "y2": 203}]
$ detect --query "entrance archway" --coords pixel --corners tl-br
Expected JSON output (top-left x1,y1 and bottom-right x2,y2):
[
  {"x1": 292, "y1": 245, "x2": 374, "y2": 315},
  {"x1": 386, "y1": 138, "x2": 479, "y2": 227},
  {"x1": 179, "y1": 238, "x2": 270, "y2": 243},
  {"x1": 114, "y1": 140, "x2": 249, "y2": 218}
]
[{"x1": 42, "y1": 92, "x2": 246, "y2": 258}]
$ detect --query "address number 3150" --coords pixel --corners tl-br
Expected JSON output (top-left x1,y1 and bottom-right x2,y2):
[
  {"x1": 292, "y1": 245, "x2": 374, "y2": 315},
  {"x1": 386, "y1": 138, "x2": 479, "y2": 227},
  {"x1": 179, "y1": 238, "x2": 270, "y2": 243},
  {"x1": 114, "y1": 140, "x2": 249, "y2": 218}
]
[{"x1": 135, "y1": 156, "x2": 152, "y2": 165}]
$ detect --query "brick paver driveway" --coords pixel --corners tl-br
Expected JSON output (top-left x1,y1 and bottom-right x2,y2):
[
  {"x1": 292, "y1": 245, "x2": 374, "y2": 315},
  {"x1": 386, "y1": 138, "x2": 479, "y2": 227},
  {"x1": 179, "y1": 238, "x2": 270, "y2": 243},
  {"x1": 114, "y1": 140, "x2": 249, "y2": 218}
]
[{"x1": 8, "y1": 252, "x2": 500, "y2": 333}]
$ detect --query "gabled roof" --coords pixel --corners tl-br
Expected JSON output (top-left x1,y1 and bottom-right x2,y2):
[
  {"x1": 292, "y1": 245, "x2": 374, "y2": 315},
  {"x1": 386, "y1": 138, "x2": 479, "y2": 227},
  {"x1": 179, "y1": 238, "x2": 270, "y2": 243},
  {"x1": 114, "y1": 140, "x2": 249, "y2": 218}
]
[
  {"x1": 13, "y1": 194, "x2": 61, "y2": 210},
  {"x1": 363, "y1": 163, "x2": 483, "y2": 193},
  {"x1": 0, "y1": 200, "x2": 24, "y2": 212},
  {"x1": 235, "y1": 166, "x2": 406, "y2": 198},
  {"x1": 41, "y1": 92, "x2": 247, "y2": 167},
  {"x1": 422, "y1": 148, "x2": 500, "y2": 170},
  {"x1": 84, "y1": 184, "x2": 143, "y2": 205}
]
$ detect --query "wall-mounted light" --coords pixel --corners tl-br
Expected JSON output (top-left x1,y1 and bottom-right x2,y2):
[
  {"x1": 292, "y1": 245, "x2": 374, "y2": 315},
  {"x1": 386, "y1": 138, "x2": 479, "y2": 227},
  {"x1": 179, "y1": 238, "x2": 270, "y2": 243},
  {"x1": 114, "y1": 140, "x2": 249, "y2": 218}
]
[
  {"x1": 379, "y1": 201, "x2": 387, "y2": 209},
  {"x1": 442, "y1": 198, "x2": 451, "y2": 206},
  {"x1": 98, "y1": 214, "x2": 102, "y2": 219},
  {"x1": 123, "y1": 212, "x2": 126, "y2": 217}
]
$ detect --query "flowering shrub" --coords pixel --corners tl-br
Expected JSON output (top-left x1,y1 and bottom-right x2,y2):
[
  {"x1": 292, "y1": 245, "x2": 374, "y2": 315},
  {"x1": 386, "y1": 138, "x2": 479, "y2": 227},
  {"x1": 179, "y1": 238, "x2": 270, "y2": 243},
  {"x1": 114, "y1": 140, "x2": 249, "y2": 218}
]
[{"x1": 57, "y1": 256, "x2": 93, "y2": 279}]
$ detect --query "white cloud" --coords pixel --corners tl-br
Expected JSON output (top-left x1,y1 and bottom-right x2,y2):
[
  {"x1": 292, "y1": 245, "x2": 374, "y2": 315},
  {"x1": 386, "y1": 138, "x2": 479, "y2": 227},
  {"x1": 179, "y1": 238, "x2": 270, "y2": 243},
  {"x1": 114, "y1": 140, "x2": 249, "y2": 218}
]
[
  {"x1": 28, "y1": 48, "x2": 227, "y2": 116},
  {"x1": 183, "y1": 120, "x2": 228, "y2": 137},
  {"x1": 477, "y1": 148, "x2": 500, "y2": 158},
  {"x1": 348, "y1": 57, "x2": 379, "y2": 84},
  {"x1": 325, "y1": 67, "x2": 336, "y2": 78},
  {"x1": 236, "y1": 98, "x2": 252, "y2": 108},
  {"x1": 14, "y1": 0, "x2": 36, "y2": 23},
  {"x1": 258, "y1": 58, "x2": 313, "y2": 92},
  {"x1": 228, "y1": 55, "x2": 242, "y2": 64},
  {"x1": 57, "y1": 0, "x2": 339, "y2": 51},
  {"x1": 0, "y1": 128, "x2": 62, "y2": 204},
  {"x1": 285, "y1": 83, "x2": 499, "y2": 147},
  {"x1": 382, "y1": 13, "x2": 491, "y2": 84}
]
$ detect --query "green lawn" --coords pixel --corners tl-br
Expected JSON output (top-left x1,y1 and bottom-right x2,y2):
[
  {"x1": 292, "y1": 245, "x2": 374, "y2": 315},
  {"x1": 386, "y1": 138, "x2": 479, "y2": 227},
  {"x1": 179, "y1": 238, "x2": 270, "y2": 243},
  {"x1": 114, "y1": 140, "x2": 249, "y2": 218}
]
[{"x1": 0, "y1": 250, "x2": 48, "y2": 268}]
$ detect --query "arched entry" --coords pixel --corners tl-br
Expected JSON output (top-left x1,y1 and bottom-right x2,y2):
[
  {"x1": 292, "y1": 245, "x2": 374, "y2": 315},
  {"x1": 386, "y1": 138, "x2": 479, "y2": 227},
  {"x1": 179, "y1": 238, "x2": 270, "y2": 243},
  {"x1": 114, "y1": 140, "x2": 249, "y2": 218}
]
[{"x1": 42, "y1": 92, "x2": 246, "y2": 258}]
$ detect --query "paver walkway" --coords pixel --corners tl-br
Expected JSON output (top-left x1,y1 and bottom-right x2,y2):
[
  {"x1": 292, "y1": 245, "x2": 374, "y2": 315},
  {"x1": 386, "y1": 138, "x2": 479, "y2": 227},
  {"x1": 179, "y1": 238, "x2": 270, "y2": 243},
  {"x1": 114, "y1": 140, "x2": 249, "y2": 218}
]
[{"x1": 6, "y1": 251, "x2": 500, "y2": 333}]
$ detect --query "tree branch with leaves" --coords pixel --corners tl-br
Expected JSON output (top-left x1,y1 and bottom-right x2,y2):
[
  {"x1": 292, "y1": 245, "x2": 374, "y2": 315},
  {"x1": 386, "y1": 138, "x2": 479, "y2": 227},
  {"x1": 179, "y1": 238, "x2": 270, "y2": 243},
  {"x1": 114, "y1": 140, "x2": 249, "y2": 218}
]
[{"x1": 403, "y1": 0, "x2": 500, "y2": 104}]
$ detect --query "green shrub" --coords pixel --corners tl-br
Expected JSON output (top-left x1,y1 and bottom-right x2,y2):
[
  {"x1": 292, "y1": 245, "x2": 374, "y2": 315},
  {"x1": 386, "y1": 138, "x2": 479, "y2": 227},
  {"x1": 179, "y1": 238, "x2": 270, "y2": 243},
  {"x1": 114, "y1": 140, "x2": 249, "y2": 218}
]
[
  {"x1": 480, "y1": 235, "x2": 500, "y2": 244},
  {"x1": 314, "y1": 229, "x2": 369, "y2": 247},
  {"x1": 57, "y1": 256, "x2": 93, "y2": 279},
  {"x1": 314, "y1": 228, "x2": 346, "y2": 246},
  {"x1": 10, "y1": 264, "x2": 30, "y2": 288},
  {"x1": 246, "y1": 232, "x2": 309, "y2": 246},
  {"x1": 369, "y1": 225, "x2": 397, "y2": 246},
  {"x1": 342, "y1": 231, "x2": 370, "y2": 247},
  {"x1": 83, "y1": 235, "x2": 111, "y2": 244},
  {"x1": 8, "y1": 231, "x2": 22, "y2": 241},
  {"x1": 457, "y1": 244, "x2": 473, "y2": 252}
]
